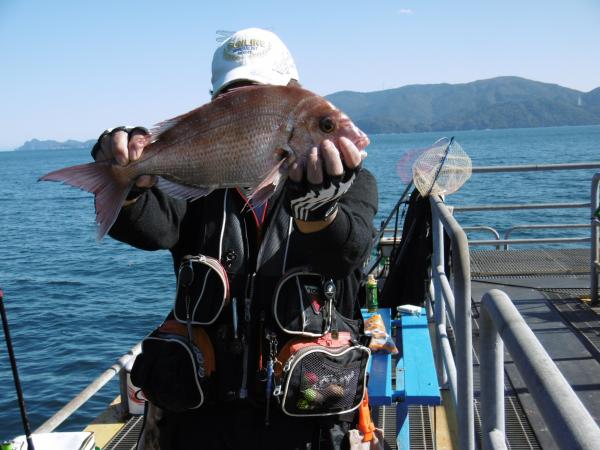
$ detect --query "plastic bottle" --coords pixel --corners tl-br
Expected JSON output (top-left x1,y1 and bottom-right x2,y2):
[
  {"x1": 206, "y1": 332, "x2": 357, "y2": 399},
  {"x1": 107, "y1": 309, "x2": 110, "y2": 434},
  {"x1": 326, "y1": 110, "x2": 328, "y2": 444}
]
[{"x1": 366, "y1": 274, "x2": 379, "y2": 312}]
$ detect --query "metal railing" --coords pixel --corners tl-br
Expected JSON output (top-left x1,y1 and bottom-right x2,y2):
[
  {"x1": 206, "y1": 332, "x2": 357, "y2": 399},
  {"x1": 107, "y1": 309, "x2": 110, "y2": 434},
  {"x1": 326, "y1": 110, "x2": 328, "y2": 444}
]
[
  {"x1": 374, "y1": 161, "x2": 600, "y2": 448},
  {"x1": 426, "y1": 165, "x2": 600, "y2": 449},
  {"x1": 479, "y1": 289, "x2": 600, "y2": 449},
  {"x1": 430, "y1": 195, "x2": 474, "y2": 450},
  {"x1": 35, "y1": 342, "x2": 141, "y2": 433},
  {"x1": 591, "y1": 173, "x2": 600, "y2": 304},
  {"x1": 454, "y1": 161, "x2": 600, "y2": 249}
]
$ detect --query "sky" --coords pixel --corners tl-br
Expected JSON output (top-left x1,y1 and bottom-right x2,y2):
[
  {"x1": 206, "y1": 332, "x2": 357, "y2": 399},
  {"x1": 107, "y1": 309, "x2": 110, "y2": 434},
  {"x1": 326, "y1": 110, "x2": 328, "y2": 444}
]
[{"x1": 1, "y1": 0, "x2": 599, "y2": 149}]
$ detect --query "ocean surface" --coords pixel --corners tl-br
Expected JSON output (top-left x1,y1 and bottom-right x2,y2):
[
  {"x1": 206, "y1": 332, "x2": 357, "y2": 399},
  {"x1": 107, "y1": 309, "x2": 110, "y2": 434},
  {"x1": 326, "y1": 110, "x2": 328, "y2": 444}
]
[{"x1": 1, "y1": 125, "x2": 600, "y2": 440}]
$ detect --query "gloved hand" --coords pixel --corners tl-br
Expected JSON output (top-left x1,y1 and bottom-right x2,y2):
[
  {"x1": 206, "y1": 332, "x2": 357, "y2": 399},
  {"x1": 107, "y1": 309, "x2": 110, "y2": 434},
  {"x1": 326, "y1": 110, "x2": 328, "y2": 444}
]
[
  {"x1": 285, "y1": 137, "x2": 365, "y2": 222},
  {"x1": 91, "y1": 126, "x2": 155, "y2": 199}
]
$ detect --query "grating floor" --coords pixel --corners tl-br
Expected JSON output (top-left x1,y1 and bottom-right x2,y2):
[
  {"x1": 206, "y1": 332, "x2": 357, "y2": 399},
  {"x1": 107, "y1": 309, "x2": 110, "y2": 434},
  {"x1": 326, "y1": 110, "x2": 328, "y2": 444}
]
[
  {"x1": 470, "y1": 248, "x2": 600, "y2": 449},
  {"x1": 371, "y1": 404, "x2": 434, "y2": 450},
  {"x1": 103, "y1": 415, "x2": 144, "y2": 450},
  {"x1": 471, "y1": 301, "x2": 542, "y2": 449},
  {"x1": 408, "y1": 405, "x2": 434, "y2": 450},
  {"x1": 470, "y1": 249, "x2": 590, "y2": 277},
  {"x1": 544, "y1": 293, "x2": 600, "y2": 357}
]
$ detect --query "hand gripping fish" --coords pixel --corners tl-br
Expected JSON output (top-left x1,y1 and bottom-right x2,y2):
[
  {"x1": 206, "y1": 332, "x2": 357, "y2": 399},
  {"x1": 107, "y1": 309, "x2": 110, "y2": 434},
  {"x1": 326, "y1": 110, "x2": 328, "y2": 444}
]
[{"x1": 40, "y1": 85, "x2": 370, "y2": 240}]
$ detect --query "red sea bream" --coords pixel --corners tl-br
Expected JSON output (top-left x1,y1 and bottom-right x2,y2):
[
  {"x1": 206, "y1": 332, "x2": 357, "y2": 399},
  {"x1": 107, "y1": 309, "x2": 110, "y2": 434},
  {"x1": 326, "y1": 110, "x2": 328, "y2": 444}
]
[{"x1": 40, "y1": 85, "x2": 370, "y2": 240}]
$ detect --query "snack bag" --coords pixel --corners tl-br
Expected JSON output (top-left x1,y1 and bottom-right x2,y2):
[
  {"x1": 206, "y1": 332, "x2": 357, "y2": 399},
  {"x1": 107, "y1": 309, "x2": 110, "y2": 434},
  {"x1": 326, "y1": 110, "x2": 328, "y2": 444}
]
[{"x1": 363, "y1": 314, "x2": 398, "y2": 355}]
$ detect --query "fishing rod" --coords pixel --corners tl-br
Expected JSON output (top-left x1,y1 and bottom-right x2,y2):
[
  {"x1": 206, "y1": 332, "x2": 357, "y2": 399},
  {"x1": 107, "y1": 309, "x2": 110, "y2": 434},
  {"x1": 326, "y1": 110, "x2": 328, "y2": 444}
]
[{"x1": 0, "y1": 289, "x2": 36, "y2": 450}]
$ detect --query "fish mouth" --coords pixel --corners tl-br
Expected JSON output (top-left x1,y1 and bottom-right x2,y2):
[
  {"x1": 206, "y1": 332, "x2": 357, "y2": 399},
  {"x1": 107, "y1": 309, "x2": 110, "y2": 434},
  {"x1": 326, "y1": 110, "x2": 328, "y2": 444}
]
[{"x1": 355, "y1": 135, "x2": 370, "y2": 150}]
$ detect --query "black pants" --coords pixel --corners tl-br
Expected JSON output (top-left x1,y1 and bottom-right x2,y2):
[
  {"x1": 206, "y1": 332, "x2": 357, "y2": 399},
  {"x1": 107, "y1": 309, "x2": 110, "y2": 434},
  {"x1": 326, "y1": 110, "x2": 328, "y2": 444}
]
[{"x1": 138, "y1": 401, "x2": 353, "y2": 450}]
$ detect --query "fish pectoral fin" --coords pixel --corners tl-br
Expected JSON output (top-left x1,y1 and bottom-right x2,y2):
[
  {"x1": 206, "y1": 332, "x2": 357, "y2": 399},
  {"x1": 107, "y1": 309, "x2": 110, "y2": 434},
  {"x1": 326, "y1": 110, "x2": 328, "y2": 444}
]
[
  {"x1": 156, "y1": 177, "x2": 214, "y2": 201},
  {"x1": 248, "y1": 158, "x2": 287, "y2": 206}
]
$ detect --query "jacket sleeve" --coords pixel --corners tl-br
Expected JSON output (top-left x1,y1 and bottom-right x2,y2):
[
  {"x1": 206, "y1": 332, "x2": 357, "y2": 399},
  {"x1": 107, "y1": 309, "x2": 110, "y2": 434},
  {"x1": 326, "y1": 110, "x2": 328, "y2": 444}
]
[
  {"x1": 108, "y1": 187, "x2": 188, "y2": 250},
  {"x1": 292, "y1": 168, "x2": 378, "y2": 277}
]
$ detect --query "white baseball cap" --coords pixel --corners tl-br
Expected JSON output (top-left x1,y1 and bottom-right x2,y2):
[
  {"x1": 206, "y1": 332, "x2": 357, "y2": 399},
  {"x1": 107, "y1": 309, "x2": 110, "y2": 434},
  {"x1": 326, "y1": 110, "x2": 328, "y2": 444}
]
[{"x1": 211, "y1": 28, "x2": 299, "y2": 98}]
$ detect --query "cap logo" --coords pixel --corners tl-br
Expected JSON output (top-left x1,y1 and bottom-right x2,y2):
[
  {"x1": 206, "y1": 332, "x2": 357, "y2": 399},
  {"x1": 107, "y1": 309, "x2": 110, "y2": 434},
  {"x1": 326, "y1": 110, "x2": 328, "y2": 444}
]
[{"x1": 224, "y1": 37, "x2": 271, "y2": 61}]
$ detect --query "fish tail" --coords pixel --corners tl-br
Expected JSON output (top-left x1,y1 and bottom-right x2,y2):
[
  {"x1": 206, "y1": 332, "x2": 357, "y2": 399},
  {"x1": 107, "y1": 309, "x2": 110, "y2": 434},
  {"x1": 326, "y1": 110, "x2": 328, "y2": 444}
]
[{"x1": 39, "y1": 161, "x2": 134, "y2": 241}]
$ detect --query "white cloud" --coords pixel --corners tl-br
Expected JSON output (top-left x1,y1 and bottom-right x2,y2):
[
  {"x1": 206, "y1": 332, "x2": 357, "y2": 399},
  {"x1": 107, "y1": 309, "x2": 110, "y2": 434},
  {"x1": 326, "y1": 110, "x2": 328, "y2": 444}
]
[{"x1": 398, "y1": 8, "x2": 413, "y2": 15}]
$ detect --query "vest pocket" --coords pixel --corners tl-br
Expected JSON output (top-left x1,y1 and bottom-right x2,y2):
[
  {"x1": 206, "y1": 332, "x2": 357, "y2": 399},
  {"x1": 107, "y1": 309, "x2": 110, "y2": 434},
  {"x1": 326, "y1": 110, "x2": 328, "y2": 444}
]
[
  {"x1": 173, "y1": 254, "x2": 230, "y2": 325},
  {"x1": 272, "y1": 267, "x2": 334, "y2": 336},
  {"x1": 274, "y1": 332, "x2": 370, "y2": 417},
  {"x1": 131, "y1": 320, "x2": 215, "y2": 412}
]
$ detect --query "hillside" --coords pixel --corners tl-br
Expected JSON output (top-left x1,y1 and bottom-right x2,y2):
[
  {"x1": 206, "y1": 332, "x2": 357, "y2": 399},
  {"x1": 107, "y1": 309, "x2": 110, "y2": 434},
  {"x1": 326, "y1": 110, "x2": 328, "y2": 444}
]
[
  {"x1": 326, "y1": 76, "x2": 600, "y2": 134},
  {"x1": 15, "y1": 138, "x2": 96, "y2": 151}
]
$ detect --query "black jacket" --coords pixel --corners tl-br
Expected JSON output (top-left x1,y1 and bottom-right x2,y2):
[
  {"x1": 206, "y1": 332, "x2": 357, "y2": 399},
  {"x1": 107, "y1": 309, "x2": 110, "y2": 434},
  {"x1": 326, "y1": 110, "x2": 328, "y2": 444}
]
[{"x1": 109, "y1": 169, "x2": 377, "y2": 445}]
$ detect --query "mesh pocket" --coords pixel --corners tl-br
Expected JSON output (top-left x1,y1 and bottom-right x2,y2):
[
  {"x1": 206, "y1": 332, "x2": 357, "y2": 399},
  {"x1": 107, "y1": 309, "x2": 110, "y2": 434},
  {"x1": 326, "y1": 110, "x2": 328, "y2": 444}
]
[{"x1": 279, "y1": 345, "x2": 370, "y2": 417}]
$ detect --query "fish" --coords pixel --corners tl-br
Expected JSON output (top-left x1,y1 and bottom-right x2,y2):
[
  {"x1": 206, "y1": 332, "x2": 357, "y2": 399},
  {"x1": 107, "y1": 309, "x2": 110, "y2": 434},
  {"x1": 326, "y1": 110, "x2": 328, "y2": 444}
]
[{"x1": 39, "y1": 85, "x2": 370, "y2": 240}]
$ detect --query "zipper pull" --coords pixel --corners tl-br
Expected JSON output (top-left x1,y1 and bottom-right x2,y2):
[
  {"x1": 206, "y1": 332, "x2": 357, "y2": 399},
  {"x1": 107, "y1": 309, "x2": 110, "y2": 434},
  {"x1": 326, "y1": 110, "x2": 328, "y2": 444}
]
[
  {"x1": 323, "y1": 279, "x2": 336, "y2": 301},
  {"x1": 323, "y1": 279, "x2": 338, "y2": 339}
]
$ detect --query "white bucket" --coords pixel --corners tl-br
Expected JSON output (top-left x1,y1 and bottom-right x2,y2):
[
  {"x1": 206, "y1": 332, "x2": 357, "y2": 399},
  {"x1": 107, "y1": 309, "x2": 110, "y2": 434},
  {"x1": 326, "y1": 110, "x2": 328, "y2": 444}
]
[{"x1": 125, "y1": 358, "x2": 146, "y2": 415}]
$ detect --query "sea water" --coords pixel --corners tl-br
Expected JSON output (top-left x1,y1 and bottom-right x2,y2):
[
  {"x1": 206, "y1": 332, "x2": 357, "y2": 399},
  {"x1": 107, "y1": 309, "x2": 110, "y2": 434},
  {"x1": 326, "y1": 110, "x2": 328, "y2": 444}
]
[{"x1": 0, "y1": 125, "x2": 599, "y2": 439}]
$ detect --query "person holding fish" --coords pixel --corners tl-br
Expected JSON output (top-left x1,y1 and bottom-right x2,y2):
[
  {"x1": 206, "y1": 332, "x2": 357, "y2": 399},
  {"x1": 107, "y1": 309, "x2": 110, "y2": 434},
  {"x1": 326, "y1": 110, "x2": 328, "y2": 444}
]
[{"x1": 42, "y1": 28, "x2": 378, "y2": 450}]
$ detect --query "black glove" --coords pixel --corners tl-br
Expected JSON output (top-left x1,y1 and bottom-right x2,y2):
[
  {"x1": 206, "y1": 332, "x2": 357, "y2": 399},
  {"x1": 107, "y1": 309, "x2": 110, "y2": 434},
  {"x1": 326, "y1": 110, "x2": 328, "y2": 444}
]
[
  {"x1": 90, "y1": 126, "x2": 151, "y2": 201},
  {"x1": 90, "y1": 126, "x2": 149, "y2": 160},
  {"x1": 284, "y1": 165, "x2": 360, "y2": 221}
]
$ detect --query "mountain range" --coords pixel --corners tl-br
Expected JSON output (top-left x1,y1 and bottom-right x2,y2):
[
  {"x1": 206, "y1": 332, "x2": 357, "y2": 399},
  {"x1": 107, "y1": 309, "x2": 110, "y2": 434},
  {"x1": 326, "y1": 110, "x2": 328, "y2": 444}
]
[
  {"x1": 15, "y1": 77, "x2": 600, "y2": 150},
  {"x1": 325, "y1": 76, "x2": 600, "y2": 134}
]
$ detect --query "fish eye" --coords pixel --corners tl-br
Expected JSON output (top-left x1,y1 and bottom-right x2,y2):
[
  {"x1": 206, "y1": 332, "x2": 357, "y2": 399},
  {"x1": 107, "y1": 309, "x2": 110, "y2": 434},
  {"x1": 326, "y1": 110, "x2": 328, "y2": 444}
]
[{"x1": 319, "y1": 117, "x2": 336, "y2": 133}]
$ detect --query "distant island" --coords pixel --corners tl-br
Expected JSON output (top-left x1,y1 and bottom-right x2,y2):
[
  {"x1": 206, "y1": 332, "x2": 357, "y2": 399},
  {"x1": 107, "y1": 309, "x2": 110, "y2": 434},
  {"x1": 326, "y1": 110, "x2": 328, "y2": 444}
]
[
  {"x1": 15, "y1": 138, "x2": 96, "y2": 151},
  {"x1": 325, "y1": 76, "x2": 600, "y2": 134},
  {"x1": 14, "y1": 76, "x2": 600, "y2": 149}
]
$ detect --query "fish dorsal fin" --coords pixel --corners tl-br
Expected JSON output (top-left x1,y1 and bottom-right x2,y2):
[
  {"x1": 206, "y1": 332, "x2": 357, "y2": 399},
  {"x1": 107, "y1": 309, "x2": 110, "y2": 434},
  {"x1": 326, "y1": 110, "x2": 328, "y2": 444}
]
[
  {"x1": 149, "y1": 109, "x2": 199, "y2": 143},
  {"x1": 212, "y1": 84, "x2": 265, "y2": 101},
  {"x1": 156, "y1": 177, "x2": 214, "y2": 201}
]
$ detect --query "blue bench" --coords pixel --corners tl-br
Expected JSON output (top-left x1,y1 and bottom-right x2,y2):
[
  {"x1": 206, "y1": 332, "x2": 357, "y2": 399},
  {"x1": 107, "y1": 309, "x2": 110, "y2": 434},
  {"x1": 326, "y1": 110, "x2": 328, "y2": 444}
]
[{"x1": 363, "y1": 308, "x2": 441, "y2": 449}]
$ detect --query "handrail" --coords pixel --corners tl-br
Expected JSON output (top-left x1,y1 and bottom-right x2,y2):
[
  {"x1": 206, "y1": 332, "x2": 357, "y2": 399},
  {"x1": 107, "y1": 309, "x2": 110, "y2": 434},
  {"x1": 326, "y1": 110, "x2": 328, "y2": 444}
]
[
  {"x1": 472, "y1": 162, "x2": 600, "y2": 173},
  {"x1": 480, "y1": 289, "x2": 600, "y2": 449},
  {"x1": 454, "y1": 202, "x2": 589, "y2": 212},
  {"x1": 421, "y1": 163, "x2": 600, "y2": 450},
  {"x1": 469, "y1": 236, "x2": 590, "y2": 248},
  {"x1": 591, "y1": 174, "x2": 600, "y2": 305},
  {"x1": 463, "y1": 226, "x2": 501, "y2": 250},
  {"x1": 430, "y1": 195, "x2": 474, "y2": 450},
  {"x1": 463, "y1": 226, "x2": 500, "y2": 241},
  {"x1": 504, "y1": 223, "x2": 589, "y2": 240},
  {"x1": 35, "y1": 342, "x2": 141, "y2": 433},
  {"x1": 503, "y1": 223, "x2": 590, "y2": 249}
]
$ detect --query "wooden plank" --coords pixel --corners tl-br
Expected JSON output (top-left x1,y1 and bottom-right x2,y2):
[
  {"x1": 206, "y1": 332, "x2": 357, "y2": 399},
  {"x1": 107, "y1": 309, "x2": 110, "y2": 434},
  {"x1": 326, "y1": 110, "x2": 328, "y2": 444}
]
[
  {"x1": 400, "y1": 308, "x2": 441, "y2": 405},
  {"x1": 83, "y1": 396, "x2": 127, "y2": 449}
]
